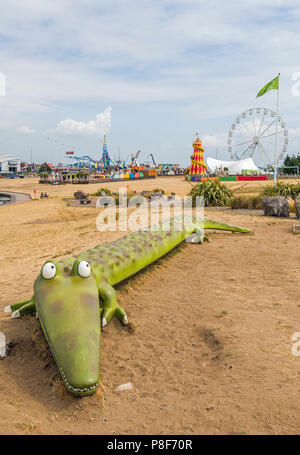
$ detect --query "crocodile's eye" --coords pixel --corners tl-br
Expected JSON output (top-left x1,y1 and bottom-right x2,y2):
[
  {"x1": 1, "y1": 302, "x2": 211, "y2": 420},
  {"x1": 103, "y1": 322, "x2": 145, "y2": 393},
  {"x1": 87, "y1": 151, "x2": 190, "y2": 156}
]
[
  {"x1": 78, "y1": 261, "x2": 91, "y2": 278},
  {"x1": 42, "y1": 262, "x2": 56, "y2": 280}
]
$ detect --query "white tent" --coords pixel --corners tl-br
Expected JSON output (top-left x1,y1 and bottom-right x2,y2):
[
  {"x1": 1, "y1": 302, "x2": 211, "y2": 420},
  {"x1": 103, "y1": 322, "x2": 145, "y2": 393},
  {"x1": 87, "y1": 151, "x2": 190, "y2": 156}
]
[{"x1": 206, "y1": 157, "x2": 259, "y2": 175}]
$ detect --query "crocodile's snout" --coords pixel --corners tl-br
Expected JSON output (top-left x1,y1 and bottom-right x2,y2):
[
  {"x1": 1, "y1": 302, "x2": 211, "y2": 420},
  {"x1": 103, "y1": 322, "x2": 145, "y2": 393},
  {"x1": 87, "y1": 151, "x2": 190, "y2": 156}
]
[{"x1": 34, "y1": 260, "x2": 101, "y2": 396}]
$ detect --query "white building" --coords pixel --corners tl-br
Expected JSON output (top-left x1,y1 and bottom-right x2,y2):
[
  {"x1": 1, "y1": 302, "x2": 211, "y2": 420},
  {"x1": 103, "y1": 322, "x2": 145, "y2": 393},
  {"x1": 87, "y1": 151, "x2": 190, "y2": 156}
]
[
  {"x1": 0, "y1": 155, "x2": 22, "y2": 173},
  {"x1": 206, "y1": 157, "x2": 259, "y2": 175}
]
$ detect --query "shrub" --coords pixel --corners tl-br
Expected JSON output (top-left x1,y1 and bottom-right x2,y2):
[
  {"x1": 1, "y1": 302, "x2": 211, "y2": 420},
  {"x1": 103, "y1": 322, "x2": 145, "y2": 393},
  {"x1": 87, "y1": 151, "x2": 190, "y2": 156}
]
[
  {"x1": 93, "y1": 187, "x2": 113, "y2": 197},
  {"x1": 189, "y1": 180, "x2": 233, "y2": 207},
  {"x1": 230, "y1": 196, "x2": 263, "y2": 210},
  {"x1": 261, "y1": 182, "x2": 300, "y2": 198}
]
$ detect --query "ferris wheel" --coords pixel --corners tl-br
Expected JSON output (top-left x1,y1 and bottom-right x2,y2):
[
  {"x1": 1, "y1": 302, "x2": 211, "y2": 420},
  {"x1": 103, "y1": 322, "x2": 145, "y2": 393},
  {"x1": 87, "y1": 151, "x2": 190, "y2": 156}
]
[{"x1": 228, "y1": 108, "x2": 288, "y2": 167}]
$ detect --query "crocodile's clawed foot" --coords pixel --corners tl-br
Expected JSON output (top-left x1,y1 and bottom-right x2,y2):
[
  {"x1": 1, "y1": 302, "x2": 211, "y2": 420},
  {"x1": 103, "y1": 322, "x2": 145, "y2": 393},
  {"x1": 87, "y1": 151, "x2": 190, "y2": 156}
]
[
  {"x1": 6, "y1": 298, "x2": 36, "y2": 319},
  {"x1": 102, "y1": 305, "x2": 129, "y2": 328},
  {"x1": 100, "y1": 283, "x2": 128, "y2": 328},
  {"x1": 185, "y1": 232, "x2": 210, "y2": 244},
  {"x1": 116, "y1": 305, "x2": 129, "y2": 326}
]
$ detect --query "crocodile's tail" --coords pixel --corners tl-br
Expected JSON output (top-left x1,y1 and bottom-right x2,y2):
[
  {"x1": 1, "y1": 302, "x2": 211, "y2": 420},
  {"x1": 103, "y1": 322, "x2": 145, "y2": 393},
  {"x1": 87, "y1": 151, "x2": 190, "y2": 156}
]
[
  {"x1": 203, "y1": 218, "x2": 253, "y2": 234},
  {"x1": 184, "y1": 217, "x2": 252, "y2": 243}
]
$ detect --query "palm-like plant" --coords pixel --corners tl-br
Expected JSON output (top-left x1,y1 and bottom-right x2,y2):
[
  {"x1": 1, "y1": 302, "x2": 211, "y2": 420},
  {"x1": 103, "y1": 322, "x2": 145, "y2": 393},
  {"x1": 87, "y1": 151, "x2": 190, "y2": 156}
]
[{"x1": 189, "y1": 180, "x2": 233, "y2": 207}]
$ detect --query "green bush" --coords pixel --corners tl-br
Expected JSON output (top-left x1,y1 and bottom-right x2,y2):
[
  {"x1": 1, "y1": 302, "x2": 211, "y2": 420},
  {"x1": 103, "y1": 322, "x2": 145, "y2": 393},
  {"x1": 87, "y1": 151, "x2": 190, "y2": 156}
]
[
  {"x1": 189, "y1": 180, "x2": 233, "y2": 207},
  {"x1": 261, "y1": 182, "x2": 300, "y2": 198},
  {"x1": 282, "y1": 154, "x2": 300, "y2": 175},
  {"x1": 93, "y1": 187, "x2": 113, "y2": 197},
  {"x1": 230, "y1": 196, "x2": 263, "y2": 210}
]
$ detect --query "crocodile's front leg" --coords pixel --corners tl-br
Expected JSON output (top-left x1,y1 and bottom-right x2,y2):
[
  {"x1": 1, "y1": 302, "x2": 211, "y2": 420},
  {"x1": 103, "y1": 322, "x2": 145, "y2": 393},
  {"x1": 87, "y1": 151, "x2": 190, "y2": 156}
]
[
  {"x1": 99, "y1": 282, "x2": 128, "y2": 327},
  {"x1": 4, "y1": 297, "x2": 36, "y2": 318}
]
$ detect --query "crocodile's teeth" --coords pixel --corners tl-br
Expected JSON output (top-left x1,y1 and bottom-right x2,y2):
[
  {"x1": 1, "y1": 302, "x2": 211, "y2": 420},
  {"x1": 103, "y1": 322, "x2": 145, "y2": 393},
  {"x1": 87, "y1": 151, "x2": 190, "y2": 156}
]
[
  {"x1": 4, "y1": 306, "x2": 12, "y2": 314},
  {"x1": 102, "y1": 317, "x2": 107, "y2": 328},
  {"x1": 11, "y1": 310, "x2": 20, "y2": 319}
]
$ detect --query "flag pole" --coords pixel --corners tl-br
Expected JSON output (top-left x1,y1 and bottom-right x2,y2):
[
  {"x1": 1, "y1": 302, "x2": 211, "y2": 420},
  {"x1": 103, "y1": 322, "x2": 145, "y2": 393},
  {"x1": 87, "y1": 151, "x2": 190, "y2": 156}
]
[{"x1": 274, "y1": 72, "x2": 280, "y2": 184}]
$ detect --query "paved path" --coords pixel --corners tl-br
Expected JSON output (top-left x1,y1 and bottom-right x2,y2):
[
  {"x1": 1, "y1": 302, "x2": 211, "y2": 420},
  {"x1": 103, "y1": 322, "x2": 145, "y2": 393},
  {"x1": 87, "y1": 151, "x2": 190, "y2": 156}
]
[{"x1": 0, "y1": 190, "x2": 31, "y2": 205}]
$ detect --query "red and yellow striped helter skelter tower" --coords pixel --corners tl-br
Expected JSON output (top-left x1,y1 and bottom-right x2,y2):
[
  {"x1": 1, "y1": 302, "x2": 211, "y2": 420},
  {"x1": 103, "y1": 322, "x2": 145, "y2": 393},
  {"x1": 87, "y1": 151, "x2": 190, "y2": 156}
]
[{"x1": 189, "y1": 137, "x2": 207, "y2": 181}]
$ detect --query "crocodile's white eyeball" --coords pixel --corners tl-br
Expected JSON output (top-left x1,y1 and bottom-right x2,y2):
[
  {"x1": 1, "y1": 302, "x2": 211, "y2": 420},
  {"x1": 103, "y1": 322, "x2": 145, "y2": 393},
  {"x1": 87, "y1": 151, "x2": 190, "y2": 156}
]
[
  {"x1": 42, "y1": 262, "x2": 56, "y2": 280},
  {"x1": 78, "y1": 261, "x2": 91, "y2": 278}
]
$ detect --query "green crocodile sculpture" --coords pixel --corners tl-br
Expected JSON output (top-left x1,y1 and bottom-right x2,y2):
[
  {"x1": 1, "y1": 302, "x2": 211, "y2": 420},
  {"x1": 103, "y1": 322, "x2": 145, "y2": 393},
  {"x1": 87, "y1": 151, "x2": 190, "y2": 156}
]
[{"x1": 4, "y1": 217, "x2": 252, "y2": 396}]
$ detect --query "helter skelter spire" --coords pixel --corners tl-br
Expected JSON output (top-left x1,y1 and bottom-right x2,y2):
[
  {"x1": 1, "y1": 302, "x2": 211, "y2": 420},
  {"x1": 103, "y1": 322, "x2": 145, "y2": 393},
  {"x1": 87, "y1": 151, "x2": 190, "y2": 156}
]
[{"x1": 189, "y1": 137, "x2": 207, "y2": 179}]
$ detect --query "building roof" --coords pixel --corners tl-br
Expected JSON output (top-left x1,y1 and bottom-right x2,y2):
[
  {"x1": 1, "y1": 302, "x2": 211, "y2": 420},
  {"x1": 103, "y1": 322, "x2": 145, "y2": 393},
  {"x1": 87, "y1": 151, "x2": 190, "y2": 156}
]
[
  {"x1": 206, "y1": 157, "x2": 259, "y2": 175},
  {"x1": 0, "y1": 155, "x2": 21, "y2": 162}
]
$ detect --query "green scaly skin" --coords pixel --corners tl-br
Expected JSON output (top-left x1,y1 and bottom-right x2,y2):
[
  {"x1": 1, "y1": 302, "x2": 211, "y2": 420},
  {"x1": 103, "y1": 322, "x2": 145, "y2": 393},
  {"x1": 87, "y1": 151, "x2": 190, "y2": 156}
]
[{"x1": 4, "y1": 217, "x2": 252, "y2": 396}]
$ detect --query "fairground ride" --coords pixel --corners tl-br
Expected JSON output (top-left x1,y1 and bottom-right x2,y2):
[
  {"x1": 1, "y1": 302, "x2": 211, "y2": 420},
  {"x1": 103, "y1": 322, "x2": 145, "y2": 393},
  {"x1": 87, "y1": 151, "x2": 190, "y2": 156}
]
[{"x1": 228, "y1": 107, "x2": 288, "y2": 168}]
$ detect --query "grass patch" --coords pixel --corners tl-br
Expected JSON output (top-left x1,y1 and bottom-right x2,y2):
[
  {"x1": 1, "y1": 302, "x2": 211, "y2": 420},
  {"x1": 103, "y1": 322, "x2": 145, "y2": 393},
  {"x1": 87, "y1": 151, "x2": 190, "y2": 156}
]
[
  {"x1": 231, "y1": 184, "x2": 263, "y2": 195},
  {"x1": 230, "y1": 196, "x2": 263, "y2": 210}
]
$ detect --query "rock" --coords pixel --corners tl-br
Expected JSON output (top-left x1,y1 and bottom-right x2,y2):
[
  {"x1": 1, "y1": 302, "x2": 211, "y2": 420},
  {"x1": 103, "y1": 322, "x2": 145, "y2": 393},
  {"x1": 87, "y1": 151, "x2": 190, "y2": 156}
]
[
  {"x1": 294, "y1": 195, "x2": 300, "y2": 219},
  {"x1": 292, "y1": 224, "x2": 300, "y2": 234},
  {"x1": 0, "y1": 332, "x2": 6, "y2": 359},
  {"x1": 97, "y1": 196, "x2": 113, "y2": 207},
  {"x1": 74, "y1": 191, "x2": 88, "y2": 200},
  {"x1": 261, "y1": 197, "x2": 290, "y2": 218},
  {"x1": 115, "y1": 382, "x2": 133, "y2": 392},
  {"x1": 80, "y1": 198, "x2": 92, "y2": 205},
  {"x1": 150, "y1": 190, "x2": 163, "y2": 200}
]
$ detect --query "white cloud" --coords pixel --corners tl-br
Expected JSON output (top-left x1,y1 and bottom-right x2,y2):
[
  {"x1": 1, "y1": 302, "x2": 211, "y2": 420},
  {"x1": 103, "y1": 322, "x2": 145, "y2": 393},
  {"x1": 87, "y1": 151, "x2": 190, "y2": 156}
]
[
  {"x1": 54, "y1": 106, "x2": 112, "y2": 136},
  {"x1": 17, "y1": 125, "x2": 36, "y2": 134},
  {"x1": 1, "y1": 1, "x2": 300, "y2": 162},
  {"x1": 285, "y1": 127, "x2": 300, "y2": 155},
  {"x1": 202, "y1": 132, "x2": 227, "y2": 149},
  {"x1": 288, "y1": 127, "x2": 300, "y2": 137}
]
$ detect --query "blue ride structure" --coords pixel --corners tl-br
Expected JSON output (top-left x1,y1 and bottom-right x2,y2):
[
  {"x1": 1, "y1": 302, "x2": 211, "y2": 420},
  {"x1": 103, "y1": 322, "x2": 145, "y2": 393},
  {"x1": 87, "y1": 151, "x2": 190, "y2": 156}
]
[{"x1": 68, "y1": 135, "x2": 115, "y2": 169}]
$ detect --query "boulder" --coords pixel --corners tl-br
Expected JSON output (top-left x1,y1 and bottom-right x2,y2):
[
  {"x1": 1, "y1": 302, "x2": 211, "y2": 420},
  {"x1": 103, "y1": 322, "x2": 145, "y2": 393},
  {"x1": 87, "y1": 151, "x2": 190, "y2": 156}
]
[
  {"x1": 74, "y1": 191, "x2": 88, "y2": 200},
  {"x1": 97, "y1": 196, "x2": 114, "y2": 207},
  {"x1": 261, "y1": 197, "x2": 290, "y2": 218},
  {"x1": 294, "y1": 195, "x2": 300, "y2": 219},
  {"x1": 80, "y1": 198, "x2": 92, "y2": 205},
  {"x1": 150, "y1": 190, "x2": 163, "y2": 200}
]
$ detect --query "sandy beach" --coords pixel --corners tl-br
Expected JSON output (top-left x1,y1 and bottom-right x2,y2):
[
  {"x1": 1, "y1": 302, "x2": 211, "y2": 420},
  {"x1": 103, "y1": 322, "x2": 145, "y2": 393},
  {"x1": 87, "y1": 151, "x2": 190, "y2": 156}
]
[{"x1": 0, "y1": 176, "x2": 299, "y2": 435}]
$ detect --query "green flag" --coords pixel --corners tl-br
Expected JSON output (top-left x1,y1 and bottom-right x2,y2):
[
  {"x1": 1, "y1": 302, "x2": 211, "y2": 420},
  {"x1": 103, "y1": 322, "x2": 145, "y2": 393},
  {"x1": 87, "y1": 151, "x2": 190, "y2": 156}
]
[{"x1": 256, "y1": 75, "x2": 279, "y2": 98}]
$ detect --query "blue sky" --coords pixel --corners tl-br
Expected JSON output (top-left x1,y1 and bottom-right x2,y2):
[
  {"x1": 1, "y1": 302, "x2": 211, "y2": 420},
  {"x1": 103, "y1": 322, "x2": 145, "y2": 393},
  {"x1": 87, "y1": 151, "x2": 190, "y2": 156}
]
[{"x1": 1, "y1": 0, "x2": 300, "y2": 167}]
